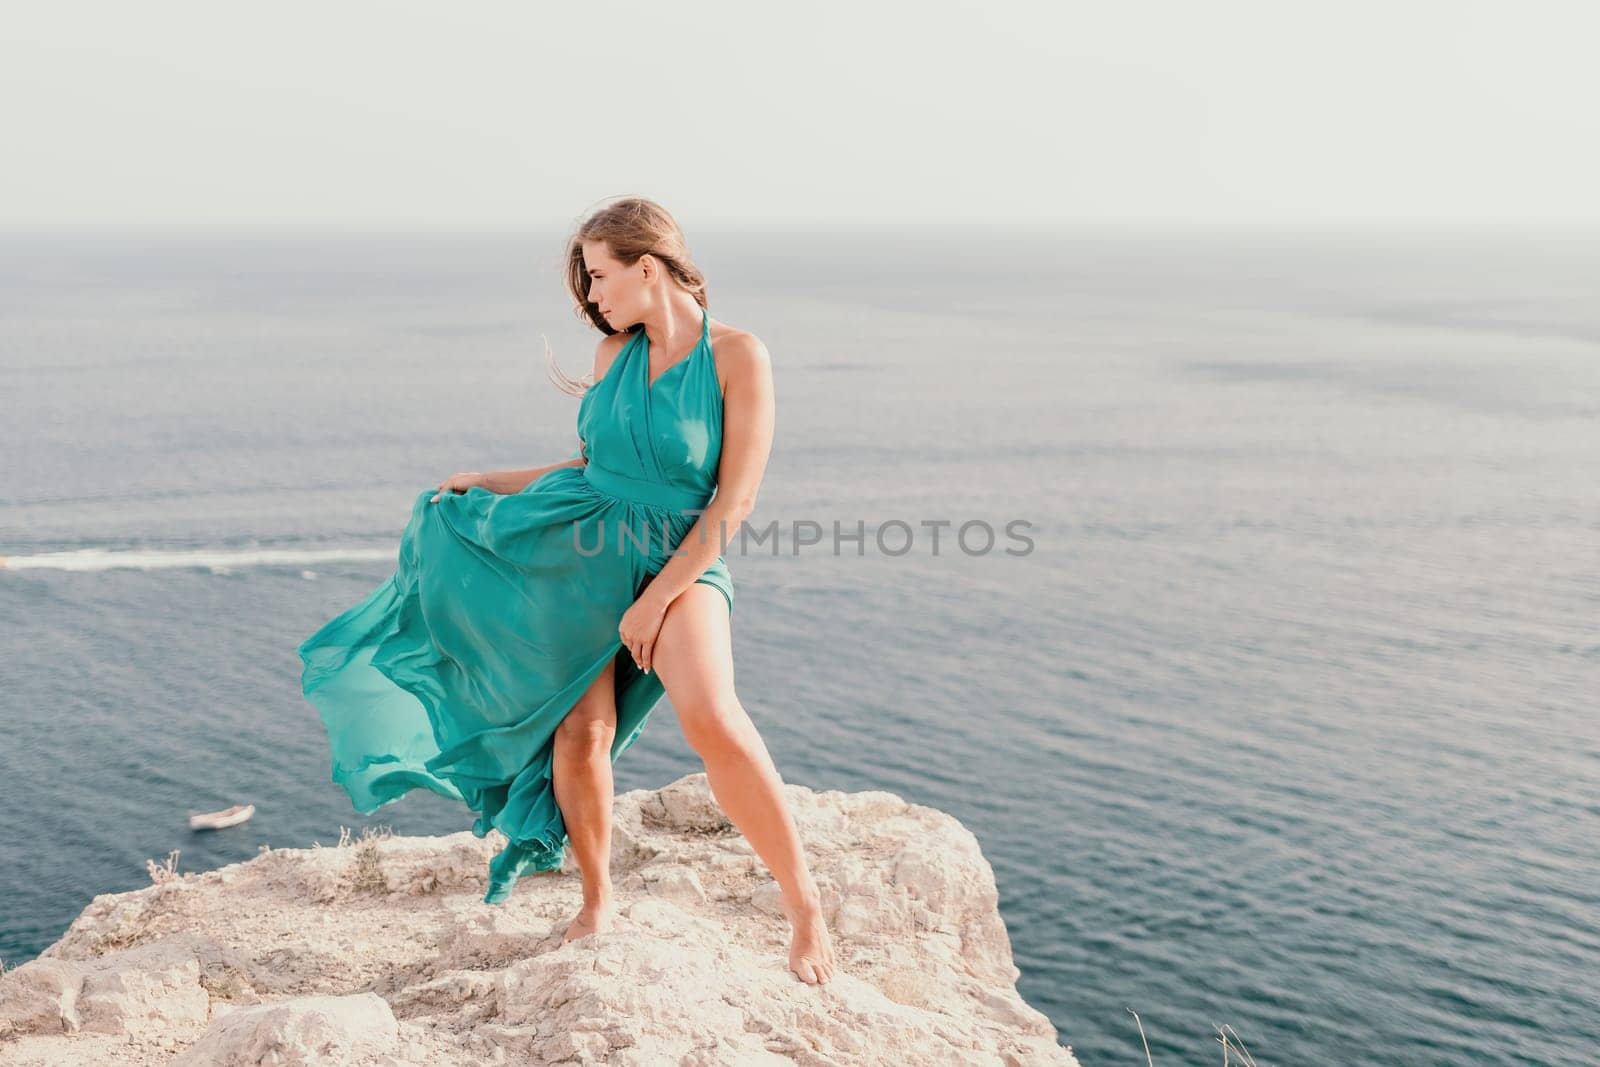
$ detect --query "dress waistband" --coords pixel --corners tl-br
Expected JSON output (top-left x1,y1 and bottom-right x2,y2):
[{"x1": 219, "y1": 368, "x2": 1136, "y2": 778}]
[{"x1": 582, "y1": 463, "x2": 712, "y2": 513}]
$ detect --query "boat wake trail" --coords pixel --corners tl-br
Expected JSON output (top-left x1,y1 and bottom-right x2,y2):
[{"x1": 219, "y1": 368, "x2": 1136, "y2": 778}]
[{"x1": 0, "y1": 545, "x2": 396, "y2": 573}]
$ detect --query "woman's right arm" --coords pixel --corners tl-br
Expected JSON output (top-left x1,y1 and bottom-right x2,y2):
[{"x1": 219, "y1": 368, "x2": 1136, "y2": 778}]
[
  {"x1": 452, "y1": 338, "x2": 613, "y2": 497},
  {"x1": 434, "y1": 441, "x2": 586, "y2": 500},
  {"x1": 481, "y1": 450, "x2": 585, "y2": 494}
]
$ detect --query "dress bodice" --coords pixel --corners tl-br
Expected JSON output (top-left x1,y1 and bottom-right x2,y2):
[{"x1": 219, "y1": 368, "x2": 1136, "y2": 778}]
[{"x1": 576, "y1": 305, "x2": 723, "y2": 513}]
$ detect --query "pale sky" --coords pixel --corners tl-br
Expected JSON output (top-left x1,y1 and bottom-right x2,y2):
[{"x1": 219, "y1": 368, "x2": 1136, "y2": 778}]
[{"x1": 3, "y1": 0, "x2": 1596, "y2": 228}]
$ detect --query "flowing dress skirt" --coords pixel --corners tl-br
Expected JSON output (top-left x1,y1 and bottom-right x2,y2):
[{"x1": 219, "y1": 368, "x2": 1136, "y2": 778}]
[{"x1": 297, "y1": 467, "x2": 732, "y2": 903}]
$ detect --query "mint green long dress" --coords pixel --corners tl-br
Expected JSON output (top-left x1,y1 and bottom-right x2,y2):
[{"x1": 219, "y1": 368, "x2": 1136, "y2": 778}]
[{"x1": 297, "y1": 305, "x2": 732, "y2": 904}]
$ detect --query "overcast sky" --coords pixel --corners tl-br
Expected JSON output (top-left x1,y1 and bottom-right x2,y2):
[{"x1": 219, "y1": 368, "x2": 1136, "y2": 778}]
[{"x1": 3, "y1": 1, "x2": 1596, "y2": 229}]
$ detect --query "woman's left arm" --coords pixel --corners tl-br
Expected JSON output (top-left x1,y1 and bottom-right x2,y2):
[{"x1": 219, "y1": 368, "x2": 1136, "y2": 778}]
[{"x1": 618, "y1": 334, "x2": 774, "y2": 670}]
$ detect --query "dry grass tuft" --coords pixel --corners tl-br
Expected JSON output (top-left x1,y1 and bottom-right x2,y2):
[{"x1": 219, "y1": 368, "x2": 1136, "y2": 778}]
[
  {"x1": 144, "y1": 848, "x2": 182, "y2": 885},
  {"x1": 1128, "y1": 1010, "x2": 1261, "y2": 1066}
]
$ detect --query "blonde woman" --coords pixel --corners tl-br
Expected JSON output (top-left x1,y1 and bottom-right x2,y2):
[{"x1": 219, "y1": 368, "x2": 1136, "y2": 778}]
[{"x1": 298, "y1": 197, "x2": 836, "y2": 984}]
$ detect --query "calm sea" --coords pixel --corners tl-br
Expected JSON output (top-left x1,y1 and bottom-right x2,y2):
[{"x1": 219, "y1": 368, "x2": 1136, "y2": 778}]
[{"x1": 1, "y1": 224, "x2": 1595, "y2": 1066}]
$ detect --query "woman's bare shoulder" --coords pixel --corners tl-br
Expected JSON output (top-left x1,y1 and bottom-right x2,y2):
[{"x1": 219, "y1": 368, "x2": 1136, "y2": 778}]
[
  {"x1": 707, "y1": 320, "x2": 771, "y2": 390},
  {"x1": 592, "y1": 330, "x2": 632, "y2": 382}
]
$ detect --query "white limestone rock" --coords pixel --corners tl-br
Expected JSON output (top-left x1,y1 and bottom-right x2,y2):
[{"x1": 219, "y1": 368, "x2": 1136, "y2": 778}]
[
  {"x1": 0, "y1": 773, "x2": 1079, "y2": 1066},
  {"x1": 171, "y1": 993, "x2": 398, "y2": 1066},
  {"x1": 0, "y1": 934, "x2": 214, "y2": 1041}
]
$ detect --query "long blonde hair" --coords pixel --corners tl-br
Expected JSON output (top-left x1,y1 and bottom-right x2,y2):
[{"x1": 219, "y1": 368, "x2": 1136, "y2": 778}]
[{"x1": 544, "y1": 196, "x2": 711, "y2": 399}]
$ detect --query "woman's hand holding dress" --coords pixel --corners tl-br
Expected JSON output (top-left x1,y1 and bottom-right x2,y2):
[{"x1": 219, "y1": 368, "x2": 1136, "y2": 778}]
[
  {"x1": 431, "y1": 471, "x2": 491, "y2": 502},
  {"x1": 618, "y1": 592, "x2": 669, "y2": 674}
]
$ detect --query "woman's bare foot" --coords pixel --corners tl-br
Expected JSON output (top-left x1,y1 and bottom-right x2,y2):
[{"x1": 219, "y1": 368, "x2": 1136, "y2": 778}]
[
  {"x1": 784, "y1": 897, "x2": 837, "y2": 984},
  {"x1": 562, "y1": 894, "x2": 614, "y2": 943}
]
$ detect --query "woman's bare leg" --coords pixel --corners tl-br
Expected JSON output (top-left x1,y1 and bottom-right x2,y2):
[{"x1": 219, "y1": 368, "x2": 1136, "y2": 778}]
[
  {"x1": 651, "y1": 583, "x2": 837, "y2": 984},
  {"x1": 551, "y1": 655, "x2": 619, "y2": 942}
]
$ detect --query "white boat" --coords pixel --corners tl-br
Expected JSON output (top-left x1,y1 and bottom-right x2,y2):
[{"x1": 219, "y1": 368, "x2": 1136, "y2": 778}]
[{"x1": 188, "y1": 804, "x2": 255, "y2": 830}]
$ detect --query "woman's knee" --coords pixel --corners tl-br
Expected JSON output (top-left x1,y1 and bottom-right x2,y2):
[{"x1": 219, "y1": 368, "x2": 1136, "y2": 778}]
[
  {"x1": 554, "y1": 717, "x2": 615, "y2": 772},
  {"x1": 678, "y1": 695, "x2": 753, "y2": 757},
  {"x1": 555, "y1": 667, "x2": 618, "y2": 761}
]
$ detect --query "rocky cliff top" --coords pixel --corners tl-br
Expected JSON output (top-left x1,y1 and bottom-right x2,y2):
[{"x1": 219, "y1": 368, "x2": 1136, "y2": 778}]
[{"x1": 1, "y1": 773, "x2": 1078, "y2": 1065}]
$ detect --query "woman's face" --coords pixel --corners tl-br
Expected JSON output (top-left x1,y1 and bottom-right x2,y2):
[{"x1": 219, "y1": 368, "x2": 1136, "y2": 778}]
[{"x1": 582, "y1": 240, "x2": 642, "y2": 329}]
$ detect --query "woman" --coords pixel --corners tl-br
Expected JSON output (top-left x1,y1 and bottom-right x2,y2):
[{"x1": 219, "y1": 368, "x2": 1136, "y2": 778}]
[{"x1": 297, "y1": 197, "x2": 836, "y2": 985}]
